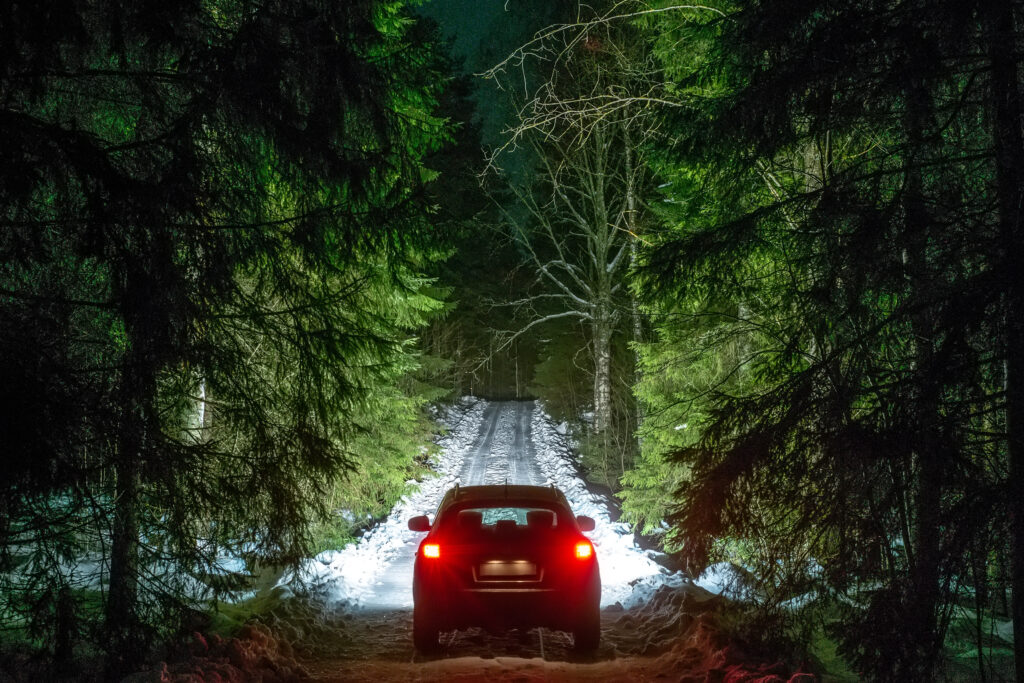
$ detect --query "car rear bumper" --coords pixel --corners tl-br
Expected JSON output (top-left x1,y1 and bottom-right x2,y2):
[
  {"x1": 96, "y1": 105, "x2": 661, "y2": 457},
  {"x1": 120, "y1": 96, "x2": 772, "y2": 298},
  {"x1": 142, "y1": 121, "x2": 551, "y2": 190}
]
[{"x1": 415, "y1": 574, "x2": 600, "y2": 632}]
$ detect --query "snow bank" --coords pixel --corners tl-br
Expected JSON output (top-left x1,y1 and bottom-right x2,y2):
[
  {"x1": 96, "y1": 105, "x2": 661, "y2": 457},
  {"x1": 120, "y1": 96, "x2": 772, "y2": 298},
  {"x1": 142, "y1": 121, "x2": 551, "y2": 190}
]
[
  {"x1": 277, "y1": 398, "x2": 487, "y2": 606},
  {"x1": 526, "y1": 407, "x2": 684, "y2": 608}
]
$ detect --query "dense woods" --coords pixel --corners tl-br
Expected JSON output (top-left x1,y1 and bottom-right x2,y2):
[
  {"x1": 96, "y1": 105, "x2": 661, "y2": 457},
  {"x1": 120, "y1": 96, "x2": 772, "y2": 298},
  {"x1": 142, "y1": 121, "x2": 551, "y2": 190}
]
[
  {"x1": 2, "y1": 0, "x2": 1023, "y2": 680},
  {"x1": 1, "y1": 0, "x2": 448, "y2": 676},
  {"x1": 622, "y1": 0, "x2": 1021, "y2": 679}
]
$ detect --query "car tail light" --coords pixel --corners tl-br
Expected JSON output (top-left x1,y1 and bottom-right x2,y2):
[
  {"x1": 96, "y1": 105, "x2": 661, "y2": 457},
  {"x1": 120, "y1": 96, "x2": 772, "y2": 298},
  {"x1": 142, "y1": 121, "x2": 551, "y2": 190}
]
[
  {"x1": 422, "y1": 543, "x2": 440, "y2": 559},
  {"x1": 574, "y1": 540, "x2": 593, "y2": 560}
]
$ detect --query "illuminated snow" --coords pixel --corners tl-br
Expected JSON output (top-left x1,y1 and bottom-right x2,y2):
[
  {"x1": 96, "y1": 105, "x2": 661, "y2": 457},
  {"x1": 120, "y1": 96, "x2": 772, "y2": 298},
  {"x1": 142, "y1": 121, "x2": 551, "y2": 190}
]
[
  {"x1": 528, "y1": 406, "x2": 676, "y2": 607},
  {"x1": 279, "y1": 398, "x2": 682, "y2": 611}
]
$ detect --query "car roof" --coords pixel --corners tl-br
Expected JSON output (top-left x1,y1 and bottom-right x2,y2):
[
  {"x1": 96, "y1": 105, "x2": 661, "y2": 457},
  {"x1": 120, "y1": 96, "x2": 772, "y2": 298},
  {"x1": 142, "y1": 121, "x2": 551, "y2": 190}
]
[{"x1": 443, "y1": 484, "x2": 566, "y2": 506}]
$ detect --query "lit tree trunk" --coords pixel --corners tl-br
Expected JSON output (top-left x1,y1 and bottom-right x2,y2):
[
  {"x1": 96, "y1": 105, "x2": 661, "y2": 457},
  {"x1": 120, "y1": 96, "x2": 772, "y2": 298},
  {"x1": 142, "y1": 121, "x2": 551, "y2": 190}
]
[
  {"x1": 592, "y1": 310, "x2": 613, "y2": 433},
  {"x1": 187, "y1": 377, "x2": 207, "y2": 442},
  {"x1": 590, "y1": 126, "x2": 615, "y2": 436},
  {"x1": 985, "y1": 4, "x2": 1024, "y2": 679},
  {"x1": 624, "y1": 132, "x2": 644, "y2": 444}
]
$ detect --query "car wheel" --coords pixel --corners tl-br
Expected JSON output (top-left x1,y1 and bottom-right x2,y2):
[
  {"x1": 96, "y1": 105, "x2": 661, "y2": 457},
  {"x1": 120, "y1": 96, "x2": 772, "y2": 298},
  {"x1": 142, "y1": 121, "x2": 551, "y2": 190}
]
[
  {"x1": 413, "y1": 603, "x2": 440, "y2": 652},
  {"x1": 572, "y1": 602, "x2": 600, "y2": 652}
]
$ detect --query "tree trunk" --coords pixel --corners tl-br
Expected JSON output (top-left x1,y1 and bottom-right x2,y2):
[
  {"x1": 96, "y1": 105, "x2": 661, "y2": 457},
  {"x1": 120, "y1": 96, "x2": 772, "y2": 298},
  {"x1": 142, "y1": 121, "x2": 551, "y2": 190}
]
[
  {"x1": 903, "y1": 70, "x2": 942, "y2": 678},
  {"x1": 105, "y1": 367, "x2": 144, "y2": 678},
  {"x1": 624, "y1": 131, "x2": 644, "y2": 446},
  {"x1": 105, "y1": 258, "x2": 157, "y2": 678},
  {"x1": 985, "y1": 4, "x2": 1024, "y2": 680},
  {"x1": 592, "y1": 314, "x2": 612, "y2": 434}
]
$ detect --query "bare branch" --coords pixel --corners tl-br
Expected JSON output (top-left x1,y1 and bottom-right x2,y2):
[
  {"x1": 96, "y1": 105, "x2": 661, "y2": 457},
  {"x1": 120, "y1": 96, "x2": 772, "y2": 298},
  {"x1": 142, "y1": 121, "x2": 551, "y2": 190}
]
[
  {"x1": 481, "y1": 3, "x2": 727, "y2": 81},
  {"x1": 471, "y1": 310, "x2": 593, "y2": 374}
]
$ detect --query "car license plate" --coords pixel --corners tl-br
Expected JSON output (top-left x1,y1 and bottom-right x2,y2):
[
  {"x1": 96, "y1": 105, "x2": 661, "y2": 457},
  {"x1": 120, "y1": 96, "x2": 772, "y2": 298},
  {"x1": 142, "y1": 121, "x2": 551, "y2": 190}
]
[{"x1": 478, "y1": 560, "x2": 537, "y2": 577}]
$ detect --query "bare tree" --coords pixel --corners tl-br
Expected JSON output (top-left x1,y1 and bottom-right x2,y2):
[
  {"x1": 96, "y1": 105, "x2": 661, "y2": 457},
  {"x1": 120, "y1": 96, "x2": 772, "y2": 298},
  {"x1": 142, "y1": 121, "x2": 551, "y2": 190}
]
[
  {"x1": 501, "y1": 125, "x2": 627, "y2": 432},
  {"x1": 485, "y1": 1, "x2": 662, "y2": 437}
]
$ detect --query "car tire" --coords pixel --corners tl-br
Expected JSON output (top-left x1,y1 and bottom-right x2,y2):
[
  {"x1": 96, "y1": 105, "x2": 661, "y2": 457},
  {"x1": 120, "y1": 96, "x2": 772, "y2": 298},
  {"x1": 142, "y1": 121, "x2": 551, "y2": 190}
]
[
  {"x1": 572, "y1": 602, "x2": 600, "y2": 652},
  {"x1": 413, "y1": 604, "x2": 440, "y2": 652}
]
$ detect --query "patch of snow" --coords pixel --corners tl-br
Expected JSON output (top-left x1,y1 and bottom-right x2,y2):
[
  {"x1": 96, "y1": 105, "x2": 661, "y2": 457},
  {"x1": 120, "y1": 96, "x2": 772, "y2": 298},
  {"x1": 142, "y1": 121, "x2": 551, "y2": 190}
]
[
  {"x1": 278, "y1": 398, "x2": 487, "y2": 606},
  {"x1": 780, "y1": 590, "x2": 817, "y2": 611},
  {"x1": 995, "y1": 616, "x2": 1014, "y2": 643},
  {"x1": 694, "y1": 562, "x2": 758, "y2": 601}
]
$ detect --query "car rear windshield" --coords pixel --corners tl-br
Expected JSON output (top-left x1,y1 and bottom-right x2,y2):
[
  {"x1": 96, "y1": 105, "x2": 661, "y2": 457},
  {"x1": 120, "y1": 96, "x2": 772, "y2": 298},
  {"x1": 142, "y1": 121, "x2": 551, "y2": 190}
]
[{"x1": 440, "y1": 504, "x2": 568, "y2": 532}]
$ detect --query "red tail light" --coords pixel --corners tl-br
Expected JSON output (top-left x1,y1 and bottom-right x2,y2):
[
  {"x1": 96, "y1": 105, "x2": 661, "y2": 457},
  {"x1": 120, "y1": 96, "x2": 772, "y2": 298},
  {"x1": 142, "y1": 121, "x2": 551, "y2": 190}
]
[
  {"x1": 574, "y1": 540, "x2": 593, "y2": 560},
  {"x1": 422, "y1": 543, "x2": 440, "y2": 559}
]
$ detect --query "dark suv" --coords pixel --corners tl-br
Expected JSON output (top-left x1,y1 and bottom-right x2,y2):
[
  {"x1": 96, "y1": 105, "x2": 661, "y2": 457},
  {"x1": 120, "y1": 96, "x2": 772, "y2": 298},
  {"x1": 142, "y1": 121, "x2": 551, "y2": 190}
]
[{"x1": 407, "y1": 484, "x2": 601, "y2": 652}]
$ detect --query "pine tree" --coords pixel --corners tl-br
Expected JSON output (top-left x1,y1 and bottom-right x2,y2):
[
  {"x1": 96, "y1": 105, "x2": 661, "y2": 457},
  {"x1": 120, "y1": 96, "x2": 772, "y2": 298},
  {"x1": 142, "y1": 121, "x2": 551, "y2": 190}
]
[
  {"x1": 632, "y1": 0, "x2": 1021, "y2": 677},
  {"x1": 1, "y1": 0, "x2": 448, "y2": 674}
]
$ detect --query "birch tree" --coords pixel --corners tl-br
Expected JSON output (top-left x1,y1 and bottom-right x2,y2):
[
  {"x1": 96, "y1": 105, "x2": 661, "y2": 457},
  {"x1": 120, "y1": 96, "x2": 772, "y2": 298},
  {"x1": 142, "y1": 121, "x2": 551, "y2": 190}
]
[
  {"x1": 487, "y1": 1, "x2": 659, "y2": 442},
  {"x1": 501, "y1": 124, "x2": 629, "y2": 433}
]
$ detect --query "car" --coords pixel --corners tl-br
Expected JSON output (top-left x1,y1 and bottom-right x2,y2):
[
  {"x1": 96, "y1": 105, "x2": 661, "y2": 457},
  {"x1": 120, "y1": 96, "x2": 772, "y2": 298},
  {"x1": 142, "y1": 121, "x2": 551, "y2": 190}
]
[{"x1": 407, "y1": 483, "x2": 601, "y2": 653}]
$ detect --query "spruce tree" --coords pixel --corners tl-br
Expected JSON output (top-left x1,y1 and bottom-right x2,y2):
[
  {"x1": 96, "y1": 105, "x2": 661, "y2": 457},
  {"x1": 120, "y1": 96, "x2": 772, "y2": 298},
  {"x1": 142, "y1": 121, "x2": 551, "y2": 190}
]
[
  {"x1": 1, "y1": 0, "x2": 448, "y2": 674},
  {"x1": 633, "y1": 0, "x2": 1021, "y2": 677}
]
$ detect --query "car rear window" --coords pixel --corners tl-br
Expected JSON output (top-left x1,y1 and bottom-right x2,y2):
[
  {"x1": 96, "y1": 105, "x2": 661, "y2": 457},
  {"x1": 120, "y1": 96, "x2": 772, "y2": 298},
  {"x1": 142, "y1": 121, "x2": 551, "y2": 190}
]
[{"x1": 442, "y1": 504, "x2": 566, "y2": 531}]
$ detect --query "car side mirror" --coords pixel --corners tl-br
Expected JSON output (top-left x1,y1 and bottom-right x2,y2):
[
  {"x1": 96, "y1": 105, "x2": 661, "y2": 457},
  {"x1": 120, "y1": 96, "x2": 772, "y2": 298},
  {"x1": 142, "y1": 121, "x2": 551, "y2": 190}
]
[
  {"x1": 408, "y1": 515, "x2": 431, "y2": 532},
  {"x1": 576, "y1": 515, "x2": 595, "y2": 532}
]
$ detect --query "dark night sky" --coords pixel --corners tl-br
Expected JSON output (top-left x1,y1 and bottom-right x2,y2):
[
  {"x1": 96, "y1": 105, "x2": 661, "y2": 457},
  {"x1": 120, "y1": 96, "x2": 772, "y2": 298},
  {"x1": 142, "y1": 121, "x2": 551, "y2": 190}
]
[
  {"x1": 419, "y1": 0, "x2": 511, "y2": 68},
  {"x1": 419, "y1": 0, "x2": 554, "y2": 71},
  {"x1": 418, "y1": 0, "x2": 562, "y2": 152}
]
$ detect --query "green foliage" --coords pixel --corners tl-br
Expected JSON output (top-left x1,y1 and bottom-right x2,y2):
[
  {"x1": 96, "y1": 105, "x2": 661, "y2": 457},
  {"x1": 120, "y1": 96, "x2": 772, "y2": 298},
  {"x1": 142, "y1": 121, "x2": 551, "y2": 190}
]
[
  {"x1": 618, "y1": 0, "x2": 1022, "y2": 679},
  {"x1": 0, "y1": 0, "x2": 452, "y2": 672},
  {"x1": 621, "y1": 295, "x2": 756, "y2": 540}
]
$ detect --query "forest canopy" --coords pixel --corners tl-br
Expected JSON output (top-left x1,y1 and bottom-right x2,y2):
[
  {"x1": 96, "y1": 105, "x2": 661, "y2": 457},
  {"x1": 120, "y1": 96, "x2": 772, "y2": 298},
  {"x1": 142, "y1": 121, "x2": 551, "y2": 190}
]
[
  {"x1": 1, "y1": 0, "x2": 448, "y2": 676},
  {"x1": 2, "y1": 0, "x2": 1024, "y2": 681}
]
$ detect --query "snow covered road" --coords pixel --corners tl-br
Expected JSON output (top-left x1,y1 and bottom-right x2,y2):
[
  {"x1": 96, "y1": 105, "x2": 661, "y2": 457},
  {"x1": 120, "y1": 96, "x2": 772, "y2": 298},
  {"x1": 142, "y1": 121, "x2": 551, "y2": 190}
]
[
  {"x1": 256, "y1": 400, "x2": 819, "y2": 682},
  {"x1": 288, "y1": 399, "x2": 679, "y2": 612},
  {"x1": 458, "y1": 400, "x2": 545, "y2": 486}
]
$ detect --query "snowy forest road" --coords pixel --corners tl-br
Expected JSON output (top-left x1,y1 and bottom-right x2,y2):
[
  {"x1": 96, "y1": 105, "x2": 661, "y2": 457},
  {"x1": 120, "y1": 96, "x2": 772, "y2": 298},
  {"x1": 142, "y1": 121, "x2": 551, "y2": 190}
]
[
  {"x1": 295, "y1": 398, "x2": 737, "y2": 682},
  {"x1": 459, "y1": 401, "x2": 545, "y2": 487},
  {"x1": 358, "y1": 400, "x2": 544, "y2": 610}
]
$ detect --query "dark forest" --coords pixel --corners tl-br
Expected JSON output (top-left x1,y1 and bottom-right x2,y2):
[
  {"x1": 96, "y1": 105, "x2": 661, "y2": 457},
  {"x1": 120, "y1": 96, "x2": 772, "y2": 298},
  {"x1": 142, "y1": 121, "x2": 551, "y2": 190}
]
[{"x1": 2, "y1": 1, "x2": 1022, "y2": 681}]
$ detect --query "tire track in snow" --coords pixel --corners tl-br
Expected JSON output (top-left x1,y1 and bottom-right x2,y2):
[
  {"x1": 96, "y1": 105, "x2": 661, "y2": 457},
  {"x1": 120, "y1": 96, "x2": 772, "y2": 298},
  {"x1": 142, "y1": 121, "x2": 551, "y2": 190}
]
[
  {"x1": 473, "y1": 402, "x2": 519, "y2": 485},
  {"x1": 458, "y1": 401, "x2": 502, "y2": 485},
  {"x1": 510, "y1": 401, "x2": 544, "y2": 485}
]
